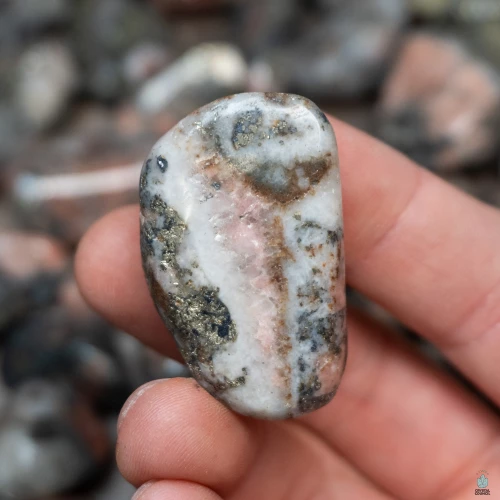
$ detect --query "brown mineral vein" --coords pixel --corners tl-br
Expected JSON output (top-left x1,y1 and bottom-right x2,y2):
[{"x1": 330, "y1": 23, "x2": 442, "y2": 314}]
[{"x1": 265, "y1": 215, "x2": 294, "y2": 410}]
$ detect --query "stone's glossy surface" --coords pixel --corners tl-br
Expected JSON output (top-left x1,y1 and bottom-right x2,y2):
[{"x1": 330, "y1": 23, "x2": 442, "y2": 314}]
[{"x1": 140, "y1": 93, "x2": 346, "y2": 419}]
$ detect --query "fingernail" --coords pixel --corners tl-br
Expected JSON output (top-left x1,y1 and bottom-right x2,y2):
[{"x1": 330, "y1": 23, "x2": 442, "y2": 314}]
[
  {"x1": 132, "y1": 480, "x2": 157, "y2": 500},
  {"x1": 118, "y1": 379, "x2": 164, "y2": 430}
]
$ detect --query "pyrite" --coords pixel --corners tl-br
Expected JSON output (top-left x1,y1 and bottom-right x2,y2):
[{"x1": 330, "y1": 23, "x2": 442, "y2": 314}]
[{"x1": 140, "y1": 92, "x2": 346, "y2": 419}]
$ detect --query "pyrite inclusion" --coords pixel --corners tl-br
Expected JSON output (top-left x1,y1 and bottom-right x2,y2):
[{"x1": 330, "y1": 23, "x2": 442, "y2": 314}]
[{"x1": 140, "y1": 92, "x2": 346, "y2": 419}]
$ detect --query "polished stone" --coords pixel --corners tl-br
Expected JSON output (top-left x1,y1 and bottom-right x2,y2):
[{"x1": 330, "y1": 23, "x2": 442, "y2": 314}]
[{"x1": 140, "y1": 92, "x2": 346, "y2": 419}]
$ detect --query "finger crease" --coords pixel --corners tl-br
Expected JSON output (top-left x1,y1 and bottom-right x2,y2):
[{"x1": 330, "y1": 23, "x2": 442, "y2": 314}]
[
  {"x1": 439, "y1": 433, "x2": 500, "y2": 500},
  {"x1": 351, "y1": 166, "x2": 425, "y2": 267},
  {"x1": 439, "y1": 277, "x2": 500, "y2": 350}
]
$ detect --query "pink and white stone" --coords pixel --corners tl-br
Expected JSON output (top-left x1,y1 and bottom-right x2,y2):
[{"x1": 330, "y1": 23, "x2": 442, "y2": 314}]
[{"x1": 140, "y1": 92, "x2": 346, "y2": 419}]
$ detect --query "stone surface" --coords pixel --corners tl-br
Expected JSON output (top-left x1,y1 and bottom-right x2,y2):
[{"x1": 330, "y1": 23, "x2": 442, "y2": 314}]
[{"x1": 140, "y1": 92, "x2": 346, "y2": 419}]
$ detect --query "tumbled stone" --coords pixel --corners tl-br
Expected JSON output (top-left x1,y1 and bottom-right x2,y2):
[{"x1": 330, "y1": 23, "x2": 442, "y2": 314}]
[{"x1": 140, "y1": 93, "x2": 346, "y2": 419}]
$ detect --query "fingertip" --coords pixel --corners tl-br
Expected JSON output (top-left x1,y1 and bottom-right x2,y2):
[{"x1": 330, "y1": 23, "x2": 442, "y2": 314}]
[
  {"x1": 75, "y1": 204, "x2": 140, "y2": 316},
  {"x1": 133, "y1": 480, "x2": 222, "y2": 500},
  {"x1": 118, "y1": 379, "x2": 165, "y2": 431},
  {"x1": 116, "y1": 377, "x2": 256, "y2": 490}
]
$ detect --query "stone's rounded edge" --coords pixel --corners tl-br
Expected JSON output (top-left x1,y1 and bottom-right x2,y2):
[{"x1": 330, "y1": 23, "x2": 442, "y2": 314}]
[
  {"x1": 293, "y1": 328, "x2": 347, "y2": 419},
  {"x1": 138, "y1": 93, "x2": 339, "y2": 203},
  {"x1": 148, "y1": 91, "x2": 336, "y2": 150},
  {"x1": 216, "y1": 347, "x2": 347, "y2": 420},
  {"x1": 209, "y1": 390, "x2": 293, "y2": 420},
  {"x1": 289, "y1": 337, "x2": 348, "y2": 419}
]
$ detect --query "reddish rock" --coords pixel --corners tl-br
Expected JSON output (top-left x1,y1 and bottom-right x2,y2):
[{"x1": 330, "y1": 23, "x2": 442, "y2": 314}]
[
  {"x1": 0, "y1": 232, "x2": 68, "y2": 331},
  {"x1": 0, "y1": 232, "x2": 67, "y2": 280},
  {"x1": 378, "y1": 32, "x2": 500, "y2": 171}
]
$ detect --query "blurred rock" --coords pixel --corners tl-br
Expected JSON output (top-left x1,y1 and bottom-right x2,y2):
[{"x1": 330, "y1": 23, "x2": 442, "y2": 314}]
[
  {"x1": 15, "y1": 40, "x2": 78, "y2": 131},
  {"x1": 11, "y1": 0, "x2": 72, "y2": 34},
  {"x1": 162, "y1": 357, "x2": 191, "y2": 378},
  {"x1": 76, "y1": 0, "x2": 166, "y2": 55},
  {"x1": 58, "y1": 275, "x2": 94, "y2": 321},
  {"x1": 323, "y1": 103, "x2": 375, "y2": 134},
  {"x1": 74, "y1": 0, "x2": 169, "y2": 102},
  {"x1": 136, "y1": 43, "x2": 248, "y2": 117},
  {"x1": 12, "y1": 161, "x2": 141, "y2": 243},
  {"x1": 85, "y1": 59, "x2": 125, "y2": 103},
  {"x1": 113, "y1": 330, "x2": 190, "y2": 386},
  {"x1": 1, "y1": 305, "x2": 132, "y2": 412},
  {"x1": 453, "y1": 0, "x2": 500, "y2": 23},
  {"x1": 2, "y1": 279, "x2": 170, "y2": 413},
  {"x1": 0, "y1": 380, "x2": 110, "y2": 499},
  {"x1": 151, "y1": 0, "x2": 232, "y2": 15},
  {"x1": 471, "y1": 23, "x2": 500, "y2": 72},
  {"x1": 0, "y1": 199, "x2": 20, "y2": 233},
  {"x1": 0, "y1": 271, "x2": 61, "y2": 335},
  {"x1": 0, "y1": 104, "x2": 29, "y2": 166},
  {"x1": 123, "y1": 42, "x2": 172, "y2": 88},
  {"x1": 410, "y1": 0, "x2": 453, "y2": 20},
  {"x1": 0, "y1": 232, "x2": 67, "y2": 280},
  {"x1": 378, "y1": 32, "x2": 500, "y2": 171},
  {"x1": 444, "y1": 170, "x2": 500, "y2": 208},
  {"x1": 254, "y1": 0, "x2": 408, "y2": 99},
  {"x1": 238, "y1": 0, "x2": 298, "y2": 55},
  {"x1": 411, "y1": 0, "x2": 500, "y2": 22},
  {"x1": 0, "y1": 375, "x2": 10, "y2": 418},
  {"x1": 6, "y1": 104, "x2": 168, "y2": 243},
  {"x1": 92, "y1": 462, "x2": 136, "y2": 500},
  {"x1": 0, "y1": 232, "x2": 68, "y2": 332},
  {"x1": 112, "y1": 333, "x2": 161, "y2": 390},
  {"x1": 167, "y1": 15, "x2": 236, "y2": 52}
]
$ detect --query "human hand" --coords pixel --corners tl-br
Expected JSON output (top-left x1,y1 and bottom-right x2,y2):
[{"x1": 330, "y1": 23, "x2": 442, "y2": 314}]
[{"x1": 75, "y1": 117, "x2": 500, "y2": 499}]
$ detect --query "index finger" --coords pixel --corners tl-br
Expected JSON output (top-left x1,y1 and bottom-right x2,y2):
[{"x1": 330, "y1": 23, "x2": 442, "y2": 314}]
[{"x1": 330, "y1": 117, "x2": 500, "y2": 405}]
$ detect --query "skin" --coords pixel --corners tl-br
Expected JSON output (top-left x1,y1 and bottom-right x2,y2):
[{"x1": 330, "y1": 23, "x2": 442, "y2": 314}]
[{"x1": 75, "y1": 117, "x2": 500, "y2": 500}]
